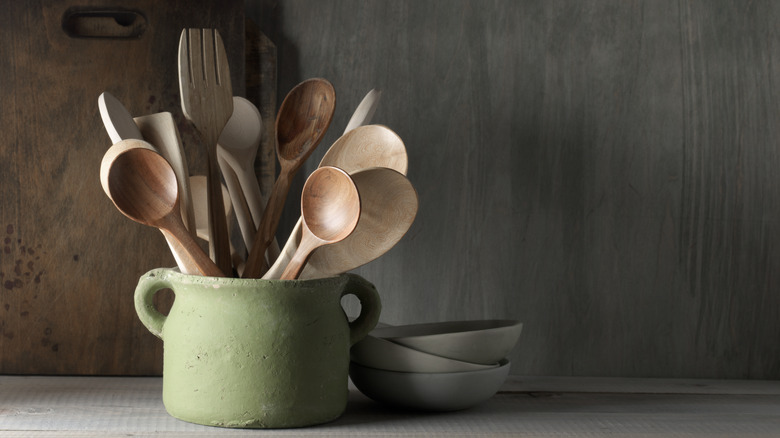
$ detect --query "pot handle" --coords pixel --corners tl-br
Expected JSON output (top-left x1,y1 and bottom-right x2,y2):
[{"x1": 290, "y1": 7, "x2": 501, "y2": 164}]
[
  {"x1": 342, "y1": 274, "x2": 382, "y2": 345},
  {"x1": 133, "y1": 268, "x2": 172, "y2": 339}
]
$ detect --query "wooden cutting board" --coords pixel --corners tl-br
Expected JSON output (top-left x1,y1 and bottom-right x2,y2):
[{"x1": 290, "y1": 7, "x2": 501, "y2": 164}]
[{"x1": 0, "y1": 0, "x2": 246, "y2": 375}]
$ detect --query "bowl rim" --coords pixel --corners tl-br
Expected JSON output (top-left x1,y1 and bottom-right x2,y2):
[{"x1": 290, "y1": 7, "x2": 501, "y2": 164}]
[
  {"x1": 371, "y1": 319, "x2": 522, "y2": 339},
  {"x1": 351, "y1": 335, "x2": 499, "y2": 372},
  {"x1": 350, "y1": 358, "x2": 510, "y2": 376}
]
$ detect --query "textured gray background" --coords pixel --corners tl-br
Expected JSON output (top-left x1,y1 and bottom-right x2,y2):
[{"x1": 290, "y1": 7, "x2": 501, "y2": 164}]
[{"x1": 245, "y1": 0, "x2": 780, "y2": 379}]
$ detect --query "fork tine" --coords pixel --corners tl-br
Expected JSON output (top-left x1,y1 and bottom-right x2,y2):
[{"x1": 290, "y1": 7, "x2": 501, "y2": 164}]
[{"x1": 177, "y1": 29, "x2": 190, "y2": 87}]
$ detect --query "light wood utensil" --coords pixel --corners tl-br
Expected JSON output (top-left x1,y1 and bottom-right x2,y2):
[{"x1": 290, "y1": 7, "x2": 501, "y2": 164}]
[
  {"x1": 269, "y1": 168, "x2": 417, "y2": 280},
  {"x1": 243, "y1": 78, "x2": 336, "y2": 278},
  {"x1": 178, "y1": 28, "x2": 234, "y2": 275},
  {"x1": 101, "y1": 142, "x2": 225, "y2": 277},
  {"x1": 301, "y1": 167, "x2": 416, "y2": 279},
  {"x1": 98, "y1": 91, "x2": 143, "y2": 143},
  {"x1": 189, "y1": 175, "x2": 245, "y2": 274},
  {"x1": 279, "y1": 166, "x2": 361, "y2": 280},
  {"x1": 215, "y1": 96, "x2": 265, "y2": 251},
  {"x1": 264, "y1": 125, "x2": 408, "y2": 279},
  {"x1": 343, "y1": 89, "x2": 382, "y2": 134}
]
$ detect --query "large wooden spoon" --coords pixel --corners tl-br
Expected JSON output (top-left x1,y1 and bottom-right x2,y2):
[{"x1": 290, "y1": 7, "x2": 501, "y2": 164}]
[
  {"x1": 97, "y1": 92, "x2": 197, "y2": 237},
  {"x1": 280, "y1": 166, "x2": 361, "y2": 280},
  {"x1": 103, "y1": 143, "x2": 225, "y2": 277},
  {"x1": 243, "y1": 78, "x2": 336, "y2": 278},
  {"x1": 300, "y1": 167, "x2": 417, "y2": 279},
  {"x1": 263, "y1": 125, "x2": 408, "y2": 279}
]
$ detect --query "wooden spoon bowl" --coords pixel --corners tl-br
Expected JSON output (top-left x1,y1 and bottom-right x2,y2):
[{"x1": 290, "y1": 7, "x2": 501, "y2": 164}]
[
  {"x1": 280, "y1": 166, "x2": 360, "y2": 280},
  {"x1": 301, "y1": 167, "x2": 418, "y2": 279}
]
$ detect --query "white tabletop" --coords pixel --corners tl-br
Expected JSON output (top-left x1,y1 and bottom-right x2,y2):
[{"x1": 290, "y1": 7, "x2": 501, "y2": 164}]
[{"x1": 1, "y1": 375, "x2": 779, "y2": 437}]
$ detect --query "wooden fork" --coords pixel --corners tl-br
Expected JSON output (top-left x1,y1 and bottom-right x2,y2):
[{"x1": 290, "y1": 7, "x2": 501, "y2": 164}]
[{"x1": 178, "y1": 28, "x2": 234, "y2": 275}]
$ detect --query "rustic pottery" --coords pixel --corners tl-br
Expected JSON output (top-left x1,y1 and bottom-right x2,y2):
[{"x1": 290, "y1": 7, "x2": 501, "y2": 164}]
[{"x1": 134, "y1": 268, "x2": 381, "y2": 428}]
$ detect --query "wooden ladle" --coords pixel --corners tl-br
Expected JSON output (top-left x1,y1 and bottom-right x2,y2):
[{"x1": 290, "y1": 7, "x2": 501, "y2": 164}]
[
  {"x1": 279, "y1": 166, "x2": 361, "y2": 280},
  {"x1": 103, "y1": 144, "x2": 225, "y2": 277},
  {"x1": 243, "y1": 78, "x2": 336, "y2": 278}
]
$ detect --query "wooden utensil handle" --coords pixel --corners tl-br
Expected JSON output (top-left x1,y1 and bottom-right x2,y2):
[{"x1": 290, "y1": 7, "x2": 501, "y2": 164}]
[
  {"x1": 160, "y1": 228, "x2": 225, "y2": 277},
  {"x1": 242, "y1": 171, "x2": 291, "y2": 278},
  {"x1": 279, "y1": 234, "x2": 319, "y2": 280},
  {"x1": 205, "y1": 153, "x2": 233, "y2": 276}
]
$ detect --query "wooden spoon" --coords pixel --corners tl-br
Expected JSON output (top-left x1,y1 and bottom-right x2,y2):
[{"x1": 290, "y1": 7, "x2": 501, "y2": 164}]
[
  {"x1": 99, "y1": 138, "x2": 195, "y2": 274},
  {"x1": 280, "y1": 166, "x2": 361, "y2": 280},
  {"x1": 216, "y1": 96, "x2": 280, "y2": 260},
  {"x1": 263, "y1": 125, "x2": 408, "y2": 279},
  {"x1": 103, "y1": 144, "x2": 225, "y2": 277},
  {"x1": 243, "y1": 78, "x2": 336, "y2": 278},
  {"x1": 300, "y1": 167, "x2": 417, "y2": 279},
  {"x1": 97, "y1": 92, "x2": 197, "y2": 237}
]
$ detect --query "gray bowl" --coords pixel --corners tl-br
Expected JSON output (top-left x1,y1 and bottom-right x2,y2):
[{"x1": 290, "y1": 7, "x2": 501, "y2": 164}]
[
  {"x1": 349, "y1": 359, "x2": 510, "y2": 411},
  {"x1": 371, "y1": 320, "x2": 522, "y2": 365}
]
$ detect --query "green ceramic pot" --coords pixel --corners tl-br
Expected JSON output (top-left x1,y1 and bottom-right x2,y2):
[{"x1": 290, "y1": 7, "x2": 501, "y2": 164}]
[{"x1": 134, "y1": 268, "x2": 381, "y2": 428}]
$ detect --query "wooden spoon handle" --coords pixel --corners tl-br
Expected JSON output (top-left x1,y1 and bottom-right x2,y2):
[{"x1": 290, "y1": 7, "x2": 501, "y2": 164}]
[
  {"x1": 242, "y1": 170, "x2": 292, "y2": 278},
  {"x1": 218, "y1": 154, "x2": 256, "y2": 251},
  {"x1": 279, "y1": 232, "x2": 319, "y2": 280},
  {"x1": 205, "y1": 152, "x2": 233, "y2": 275},
  {"x1": 262, "y1": 218, "x2": 302, "y2": 279},
  {"x1": 160, "y1": 228, "x2": 225, "y2": 277}
]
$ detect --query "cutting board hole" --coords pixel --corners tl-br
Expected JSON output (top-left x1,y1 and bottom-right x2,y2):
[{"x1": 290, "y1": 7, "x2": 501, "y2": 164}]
[{"x1": 62, "y1": 9, "x2": 147, "y2": 39}]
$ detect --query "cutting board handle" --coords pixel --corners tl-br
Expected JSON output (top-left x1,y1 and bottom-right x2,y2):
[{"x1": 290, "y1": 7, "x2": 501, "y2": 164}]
[{"x1": 62, "y1": 7, "x2": 147, "y2": 39}]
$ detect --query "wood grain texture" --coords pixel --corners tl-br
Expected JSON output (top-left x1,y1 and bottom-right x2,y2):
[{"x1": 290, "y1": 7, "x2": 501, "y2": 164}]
[
  {"x1": 247, "y1": 0, "x2": 780, "y2": 378},
  {"x1": 0, "y1": 0, "x2": 244, "y2": 374}
]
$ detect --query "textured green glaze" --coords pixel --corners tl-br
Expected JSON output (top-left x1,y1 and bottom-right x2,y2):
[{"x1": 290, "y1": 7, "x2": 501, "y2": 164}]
[{"x1": 134, "y1": 268, "x2": 381, "y2": 428}]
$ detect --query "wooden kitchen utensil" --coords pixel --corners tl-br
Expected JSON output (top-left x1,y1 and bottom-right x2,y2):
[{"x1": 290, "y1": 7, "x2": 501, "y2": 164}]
[
  {"x1": 189, "y1": 175, "x2": 245, "y2": 273},
  {"x1": 243, "y1": 78, "x2": 336, "y2": 278},
  {"x1": 103, "y1": 144, "x2": 225, "y2": 277},
  {"x1": 216, "y1": 96, "x2": 264, "y2": 250},
  {"x1": 98, "y1": 91, "x2": 144, "y2": 143},
  {"x1": 280, "y1": 166, "x2": 361, "y2": 280},
  {"x1": 99, "y1": 93, "x2": 197, "y2": 237},
  {"x1": 178, "y1": 28, "x2": 234, "y2": 275},
  {"x1": 300, "y1": 167, "x2": 417, "y2": 279},
  {"x1": 264, "y1": 125, "x2": 408, "y2": 279}
]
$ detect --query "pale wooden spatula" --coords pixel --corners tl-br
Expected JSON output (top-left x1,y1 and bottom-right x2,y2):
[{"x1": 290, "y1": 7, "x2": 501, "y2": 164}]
[{"x1": 178, "y1": 28, "x2": 234, "y2": 275}]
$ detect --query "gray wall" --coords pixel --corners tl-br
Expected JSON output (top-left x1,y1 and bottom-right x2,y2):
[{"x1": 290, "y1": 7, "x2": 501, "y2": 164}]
[{"x1": 245, "y1": 0, "x2": 780, "y2": 379}]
